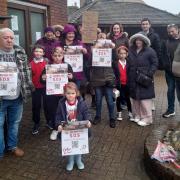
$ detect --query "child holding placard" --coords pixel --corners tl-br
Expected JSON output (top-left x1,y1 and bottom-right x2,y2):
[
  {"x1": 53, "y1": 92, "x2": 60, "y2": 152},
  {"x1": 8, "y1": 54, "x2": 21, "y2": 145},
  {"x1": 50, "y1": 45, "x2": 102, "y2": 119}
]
[{"x1": 56, "y1": 82, "x2": 91, "y2": 171}]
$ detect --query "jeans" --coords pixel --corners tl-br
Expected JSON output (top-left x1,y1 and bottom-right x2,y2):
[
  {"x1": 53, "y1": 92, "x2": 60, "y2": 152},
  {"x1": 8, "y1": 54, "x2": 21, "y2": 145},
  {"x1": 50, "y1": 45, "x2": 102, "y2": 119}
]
[
  {"x1": 176, "y1": 79, "x2": 180, "y2": 105},
  {"x1": 165, "y1": 71, "x2": 175, "y2": 112},
  {"x1": 95, "y1": 86, "x2": 115, "y2": 120},
  {"x1": 0, "y1": 96, "x2": 23, "y2": 157}
]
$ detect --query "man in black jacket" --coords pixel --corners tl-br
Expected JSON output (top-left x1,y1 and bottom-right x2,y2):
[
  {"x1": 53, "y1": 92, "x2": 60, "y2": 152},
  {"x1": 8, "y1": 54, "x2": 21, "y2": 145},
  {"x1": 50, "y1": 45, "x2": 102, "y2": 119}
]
[{"x1": 161, "y1": 24, "x2": 180, "y2": 117}]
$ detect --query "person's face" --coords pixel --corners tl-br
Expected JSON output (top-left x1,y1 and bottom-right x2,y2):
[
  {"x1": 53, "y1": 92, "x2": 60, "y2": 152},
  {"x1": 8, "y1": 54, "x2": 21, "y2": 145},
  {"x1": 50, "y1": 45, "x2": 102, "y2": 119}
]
[
  {"x1": 113, "y1": 24, "x2": 121, "y2": 36},
  {"x1": 52, "y1": 50, "x2": 64, "y2": 64},
  {"x1": 33, "y1": 48, "x2": 44, "y2": 59},
  {"x1": 118, "y1": 49, "x2": 128, "y2": 60},
  {"x1": 45, "y1": 31, "x2": 54, "y2": 40},
  {"x1": 66, "y1": 32, "x2": 75, "y2": 42},
  {"x1": 135, "y1": 39, "x2": 144, "y2": 48},
  {"x1": 141, "y1": 20, "x2": 151, "y2": 32},
  {"x1": 65, "y1": 88, "x2": 77, "y2": 102},
  {"x1": 0, "y1": 31, "x2": 14, "y2": 51},
  {"x1": 168, "y1": 27, "x2": 179, "y2": 39},
  {"x1": 55, "y1": 31, "x2": 61, "y2": 38}
]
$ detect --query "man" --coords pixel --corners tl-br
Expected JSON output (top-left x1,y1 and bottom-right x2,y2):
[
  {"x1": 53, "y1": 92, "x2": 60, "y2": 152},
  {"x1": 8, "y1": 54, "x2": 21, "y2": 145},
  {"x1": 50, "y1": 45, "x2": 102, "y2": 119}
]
[
  {"x1": 0, "y1": 28, "x2": 33, "y2": 159},
  {"x1": 161, "y1": 24, "x2": 180, "y2": 117},
  {"x1": 140, "y1": 18, "x2": 161, "y2": 111}
]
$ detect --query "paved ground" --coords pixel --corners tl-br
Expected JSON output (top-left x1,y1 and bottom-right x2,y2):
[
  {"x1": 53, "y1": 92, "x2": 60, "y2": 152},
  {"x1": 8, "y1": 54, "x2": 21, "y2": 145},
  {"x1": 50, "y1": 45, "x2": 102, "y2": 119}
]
[{"x1": 0, "y1": 71, "x2": 179, "y2": 180}]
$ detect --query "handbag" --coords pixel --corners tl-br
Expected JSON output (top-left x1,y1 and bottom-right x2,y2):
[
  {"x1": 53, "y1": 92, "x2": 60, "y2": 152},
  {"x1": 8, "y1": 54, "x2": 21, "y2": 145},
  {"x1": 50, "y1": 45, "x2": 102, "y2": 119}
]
[{"x1": 136, "y1": 71, "x2": 153, "y2": 88}]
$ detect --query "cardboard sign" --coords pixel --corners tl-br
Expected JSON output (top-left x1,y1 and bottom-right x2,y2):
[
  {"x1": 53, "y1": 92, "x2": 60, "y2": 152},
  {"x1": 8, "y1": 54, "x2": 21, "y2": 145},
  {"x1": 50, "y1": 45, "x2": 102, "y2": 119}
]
[
  {"x1": 82, "y1": 11, "x2": 98, "y2": 43},
  {"x1": 92, "y1": 48, "x2": 112, "y2": 67},
  {"x1": 46, "y1": 64, "x2": 68, "y2": 95},
  {"x1": 0, "y1": 62, "x2": 18, "y2": 96},
  {"x1": 61, "y1": 128, "x2": 89, "y2": 156}
]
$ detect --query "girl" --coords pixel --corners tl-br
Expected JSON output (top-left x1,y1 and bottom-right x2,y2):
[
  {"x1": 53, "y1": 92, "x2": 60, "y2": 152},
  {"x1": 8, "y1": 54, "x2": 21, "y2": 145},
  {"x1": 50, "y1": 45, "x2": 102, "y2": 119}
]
[
  {"x1": 112, "y1": 46, "x2": 132, "y2": 121},
  {"x1": 41, "y1": 46, "x2": 75, "y2": 140},
  {"x1": 29, "y1": 44, "x2": 48, "y2": 135},
  {"x1": 56, "y1": 82, "x2": 91, "y2": 171}
]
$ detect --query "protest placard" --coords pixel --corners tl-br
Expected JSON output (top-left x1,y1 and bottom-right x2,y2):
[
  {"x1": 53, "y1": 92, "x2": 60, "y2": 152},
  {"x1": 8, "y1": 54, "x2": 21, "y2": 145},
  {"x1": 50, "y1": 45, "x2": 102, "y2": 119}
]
[
  {"x1": 61, "y1": 128, "x2": 89, "y2": 156},
  {"x1": 0, "y1": 62, "x2": 17, "y2": 96},
  {"x1": 46, "y1": 64, "x2": 68, "y2": 95},
  {"x1": 92, "y1": 48, "x2": 112, "y2": 67},
  {"x1": 64, "y1": 46, "x2": 83, "y2": 72},
  {"x1": 82, "y1": 11, "x2": 98, "y2": 43}
]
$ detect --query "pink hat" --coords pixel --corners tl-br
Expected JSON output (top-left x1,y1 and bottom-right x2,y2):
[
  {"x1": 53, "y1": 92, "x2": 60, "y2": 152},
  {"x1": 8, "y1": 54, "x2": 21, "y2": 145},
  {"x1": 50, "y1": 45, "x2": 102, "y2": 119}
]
[{"x1": 63, "y1": 24, "x2": 76, "y2": 34}]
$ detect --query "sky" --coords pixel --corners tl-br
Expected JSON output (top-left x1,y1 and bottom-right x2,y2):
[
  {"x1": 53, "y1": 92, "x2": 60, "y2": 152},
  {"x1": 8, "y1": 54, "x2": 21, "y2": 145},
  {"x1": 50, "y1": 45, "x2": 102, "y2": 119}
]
[{"x1": 68, "y1": 0, "x2": 180, "y2": 14}]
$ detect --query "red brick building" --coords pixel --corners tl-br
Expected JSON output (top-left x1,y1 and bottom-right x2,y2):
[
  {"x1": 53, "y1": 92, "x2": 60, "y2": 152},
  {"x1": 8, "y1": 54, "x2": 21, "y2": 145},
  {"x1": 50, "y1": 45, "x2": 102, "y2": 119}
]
[{"x1": 0, "y1": 0, "x2": 67, "y2": 55}]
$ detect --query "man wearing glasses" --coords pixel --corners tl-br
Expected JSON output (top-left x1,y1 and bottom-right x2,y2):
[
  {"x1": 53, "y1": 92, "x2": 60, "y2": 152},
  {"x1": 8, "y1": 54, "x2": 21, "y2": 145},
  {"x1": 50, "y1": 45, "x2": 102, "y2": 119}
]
[{"x1": 161, "y1": 24, "x2": 180, "y2": 118}]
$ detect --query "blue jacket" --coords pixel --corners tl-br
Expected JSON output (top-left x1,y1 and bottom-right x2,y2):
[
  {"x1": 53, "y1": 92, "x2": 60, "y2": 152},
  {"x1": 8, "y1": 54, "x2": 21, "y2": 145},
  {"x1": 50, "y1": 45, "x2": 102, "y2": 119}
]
[{"x1": 55, "y1": 96, "x2": 92, "y2": 128}]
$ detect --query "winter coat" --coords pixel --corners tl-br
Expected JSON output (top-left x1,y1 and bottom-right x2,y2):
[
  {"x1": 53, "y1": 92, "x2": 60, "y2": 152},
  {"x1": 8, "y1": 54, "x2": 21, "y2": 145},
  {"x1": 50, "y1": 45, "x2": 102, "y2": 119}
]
[
  {"x1": 35, "y1": 37, "x2": 59, "y2": 62},
  {"x1": 55, "y1": 96, "x2": 92, "y2": 128},
  {"x1": 127, "y1": 46, "x2": 158, "y2": 100},
  {"x1": 159, "y1": 37, "x2": 180, "y2": 72}
]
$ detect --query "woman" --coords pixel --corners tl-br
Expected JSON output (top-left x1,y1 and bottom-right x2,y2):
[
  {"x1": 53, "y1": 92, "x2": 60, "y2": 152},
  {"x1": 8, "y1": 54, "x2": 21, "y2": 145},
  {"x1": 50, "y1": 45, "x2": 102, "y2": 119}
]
[
  {"x1": 127, "y1": 33, "x2": 158, "y2": 126},
  {"x1": 59, "y1": 24, "x2": 89, "y2": 98}
]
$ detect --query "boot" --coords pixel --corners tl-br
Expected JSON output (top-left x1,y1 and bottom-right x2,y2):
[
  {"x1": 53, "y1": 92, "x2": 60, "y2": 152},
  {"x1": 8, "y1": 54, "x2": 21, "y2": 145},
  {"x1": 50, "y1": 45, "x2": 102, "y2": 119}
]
[
  {"x1": 66, "y1": 155, "x2": 74, "y2": 171},
  {"x1": 75, "y1": 154, "x2": 84, "y2": 170}
]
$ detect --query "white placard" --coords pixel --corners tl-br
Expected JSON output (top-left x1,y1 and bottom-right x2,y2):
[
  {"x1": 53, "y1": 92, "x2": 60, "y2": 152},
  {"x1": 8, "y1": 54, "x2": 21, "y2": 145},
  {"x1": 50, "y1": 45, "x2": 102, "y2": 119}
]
[
  {"x1": 11, "y1": 15, "x2": 18, "y2": 31},
  {"x1": 64, "y1": 46, "x2": 83, "y2": 72},
  {"x1": 46, "y1": 64, "x2": 68, "y2": 95},
  {"x1": 36, "y1": 32, "x2": 41, "y2": 41},
  {"x1": 0, "y1": 62, "x2": 18, "y2": 96},
  {"x1": 92, "y1": 48, "x2": 112, "y2": 67},
  {"x1": 14, "y1": 35, "x2": 19, "y2": 46},
  {"x1": 61, "y1": 128, "x2": 89, "y2": 156}
]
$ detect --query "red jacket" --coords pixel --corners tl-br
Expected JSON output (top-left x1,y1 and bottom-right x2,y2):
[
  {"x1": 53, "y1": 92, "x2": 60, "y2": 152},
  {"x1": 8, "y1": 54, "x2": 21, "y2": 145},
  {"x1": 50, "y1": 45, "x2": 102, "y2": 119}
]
[{"x1": 30, "y1": 60, "x2": 47, "y2": 88}]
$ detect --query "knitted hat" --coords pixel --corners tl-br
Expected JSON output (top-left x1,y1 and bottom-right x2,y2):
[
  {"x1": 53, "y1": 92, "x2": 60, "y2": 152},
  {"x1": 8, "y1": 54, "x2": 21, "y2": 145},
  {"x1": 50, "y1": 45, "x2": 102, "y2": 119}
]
[
  {"x1": 63, "y1": 24, "x2": 76, "y2": 34},
  {"x1": 129, "y1": 33, "x2": 151, "y2": 47},
  {"x1": 44, "y1": 26, "x2": 54, "y2": 34}
]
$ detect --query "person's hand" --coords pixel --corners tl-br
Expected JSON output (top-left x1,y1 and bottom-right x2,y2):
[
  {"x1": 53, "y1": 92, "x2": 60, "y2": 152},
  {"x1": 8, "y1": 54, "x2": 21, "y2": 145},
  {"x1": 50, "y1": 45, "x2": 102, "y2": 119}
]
[
  {"x1": 81, "y1": 48, "x2": 87, "y2": 54},
  {"x1": 68, "y1": 73, "x2": 73, "y2": 79},
  {"x1": 42, "y1": 74, "x2": 46, "y2": 80},
  {"x1": 86, "y1": 121, "x2": 91, "y2": 128},
  {"x1": 58, "y1": 125, "x2": 63, "y2": 132}
]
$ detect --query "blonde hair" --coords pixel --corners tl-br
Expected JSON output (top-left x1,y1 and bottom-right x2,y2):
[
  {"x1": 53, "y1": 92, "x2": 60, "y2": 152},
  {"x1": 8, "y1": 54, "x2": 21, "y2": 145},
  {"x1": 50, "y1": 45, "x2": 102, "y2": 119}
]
[{"x1": 64, "y1": 82, "x2": 80, "y2": 97}]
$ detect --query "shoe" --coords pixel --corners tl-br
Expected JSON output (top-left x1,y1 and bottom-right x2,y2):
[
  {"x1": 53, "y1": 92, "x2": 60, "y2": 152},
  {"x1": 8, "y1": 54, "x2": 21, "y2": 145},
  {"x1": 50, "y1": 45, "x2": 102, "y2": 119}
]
[
  {"x1": 50, "y1": 130, "x2": 58, "y2": 141},
  {"x1": 75, "y1": 155, "x2": 84, "y2": 170},
  {"x1": 32, "y1": 124, "x2": 39, "y2": 135},
  {"x1": 117, "y1": 112, "x2": 122, "y2": 121},
  {"x1": 11, "y1": 147, "x2": 24, "y2": 157},
  {"x1": 46, "y1": 123, "x2": 53, "y2": 130},
  {"x1": 66, "y1": 156, "x2": 74, "y2": 171},
  {"x1": 162, "y1": 110, "x2": 175, "y2": 118},
  {"x1": 129, "y1": 117, "x2": 140, "y2": 123},
  {"x1": 92, "y1": 117, "x2": 101, "y2": 125},
  {"x1": 137, "y1": 120, "x2": 152, "y2": 127},
  {"x1": 110, "y1": 119, "x2": 116, "y2": 128}
]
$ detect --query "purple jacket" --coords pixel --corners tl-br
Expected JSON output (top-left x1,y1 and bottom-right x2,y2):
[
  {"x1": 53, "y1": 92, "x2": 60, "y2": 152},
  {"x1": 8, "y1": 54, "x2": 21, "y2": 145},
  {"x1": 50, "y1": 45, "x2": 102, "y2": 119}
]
[
  {"x1": 55, "y1": 96, "x2": 92, "y2": 128},
  {"x1": 35, "y1": 37, "x2": 59, "y2": 63}
]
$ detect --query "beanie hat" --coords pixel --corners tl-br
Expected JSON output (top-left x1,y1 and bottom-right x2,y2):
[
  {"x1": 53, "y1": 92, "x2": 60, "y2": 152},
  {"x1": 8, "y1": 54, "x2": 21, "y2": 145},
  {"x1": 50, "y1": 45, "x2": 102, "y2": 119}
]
[
  {"x1": 63, "y1": 24, "x2": 76, "y2": 34},
  {"x1": 44, "y1": 26, "x2": 54, "y2": 34}
]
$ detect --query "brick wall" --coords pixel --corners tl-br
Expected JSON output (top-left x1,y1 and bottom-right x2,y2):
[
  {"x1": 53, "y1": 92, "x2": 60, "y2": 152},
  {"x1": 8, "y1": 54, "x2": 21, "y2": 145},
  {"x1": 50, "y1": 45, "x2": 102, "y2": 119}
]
[
  {"x1": 30, "y1": 0, "x2": 67, "y2": 25},
  {"x1": 0, "y1": 0, "x2": 67, "y2": 28}
]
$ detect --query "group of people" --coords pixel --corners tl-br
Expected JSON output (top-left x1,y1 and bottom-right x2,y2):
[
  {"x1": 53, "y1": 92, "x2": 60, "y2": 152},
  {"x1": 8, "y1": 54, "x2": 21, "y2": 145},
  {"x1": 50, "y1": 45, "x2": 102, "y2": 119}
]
[{"x1": 0, "y1": 18, "x2": 179, "y2": 171}]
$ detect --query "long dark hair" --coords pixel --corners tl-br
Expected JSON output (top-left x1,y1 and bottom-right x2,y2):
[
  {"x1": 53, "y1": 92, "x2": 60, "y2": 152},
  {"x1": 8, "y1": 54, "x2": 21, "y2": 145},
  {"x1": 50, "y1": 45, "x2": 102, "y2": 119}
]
[{"x1": 109, "y1": 22, "x2": 124, "y2": 39}]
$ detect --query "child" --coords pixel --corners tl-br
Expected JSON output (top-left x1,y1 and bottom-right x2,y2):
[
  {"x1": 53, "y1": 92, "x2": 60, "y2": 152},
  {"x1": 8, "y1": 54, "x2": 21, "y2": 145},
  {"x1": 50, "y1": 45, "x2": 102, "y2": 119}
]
[
  {"x1": 41, "y1": 46, "x2": 75, "y2": 140},
  {"x1": 29, "y1": 45, "x2": 48, "y2": 135},
  {"x1": 56, "y1": 82, "x2": 91, "y2": 171},
  {"x1": 112, "y1": 46, "x2": 132, "y2": 121}
]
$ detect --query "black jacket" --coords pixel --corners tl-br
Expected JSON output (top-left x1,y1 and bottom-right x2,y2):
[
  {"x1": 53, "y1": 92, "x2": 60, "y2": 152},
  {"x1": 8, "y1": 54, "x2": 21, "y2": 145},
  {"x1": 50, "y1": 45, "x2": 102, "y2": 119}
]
[{"x1": 127, "y1": 46, "x2": 158, "y2": 100}]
